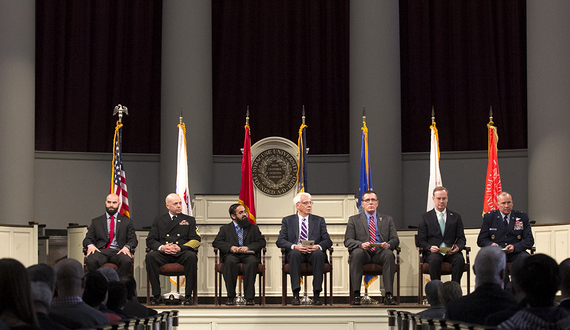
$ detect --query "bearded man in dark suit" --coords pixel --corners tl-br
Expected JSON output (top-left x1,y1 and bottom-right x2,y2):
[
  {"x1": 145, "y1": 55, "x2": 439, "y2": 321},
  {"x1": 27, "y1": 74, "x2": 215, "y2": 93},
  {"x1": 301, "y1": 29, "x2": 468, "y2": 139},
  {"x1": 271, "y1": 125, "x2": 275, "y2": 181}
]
[
  {"x1": 146, "y1": 193, "x2": 201, "y2": 305},
  {"x1": 276, "y1": 192, "x2": 332, "y2": 306},
  {"x1": 83, "y1": 193, "x2": 138, "y2": 277},
  {"x1": 417, "y1": 186, "x2": 466, "y2": 283},
  {"x1": 212, "y1": 203, "x2": 266, "y2": 306}
]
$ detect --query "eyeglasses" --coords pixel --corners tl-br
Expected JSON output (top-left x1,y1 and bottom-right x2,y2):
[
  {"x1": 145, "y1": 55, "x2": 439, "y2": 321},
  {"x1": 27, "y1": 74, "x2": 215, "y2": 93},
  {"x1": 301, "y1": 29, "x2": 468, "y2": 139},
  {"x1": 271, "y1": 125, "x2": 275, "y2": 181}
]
[
  {"x1": 362, "y1": 199, "x2": 378, "y2": 203},
  {"x1": 301, "y1": 201, "x2": 314, "y2": 205}
]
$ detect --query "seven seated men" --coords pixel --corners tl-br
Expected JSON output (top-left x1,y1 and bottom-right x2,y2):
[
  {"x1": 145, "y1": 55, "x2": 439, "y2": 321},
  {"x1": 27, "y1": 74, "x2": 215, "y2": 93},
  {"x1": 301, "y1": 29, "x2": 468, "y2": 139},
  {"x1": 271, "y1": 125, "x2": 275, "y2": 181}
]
[{"x1": 78, "y1": 188, "x2": 541, "y2": 323}]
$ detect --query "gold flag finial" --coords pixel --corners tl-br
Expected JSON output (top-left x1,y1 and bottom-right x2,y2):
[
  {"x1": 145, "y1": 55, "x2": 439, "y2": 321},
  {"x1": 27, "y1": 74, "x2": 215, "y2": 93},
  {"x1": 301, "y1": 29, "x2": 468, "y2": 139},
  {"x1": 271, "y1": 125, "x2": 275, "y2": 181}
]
[
  {"x1": 179, "y1": 107, "x2": 183, "y2": 125},
  {"x1": 302, "y1": 105, "x2": 306, "y2": 125},
  {"x1": 489, "y1": 106, "x2": 493, "y2": 122},
  {"x1": 245, "y1": 106, "x2": 250, "y2": 126},
  {"x1": 362, "y1": 106, "x2": 367, "y2": 123},
  {"x1": 431, "y1": 106, "x2": 435, "y2": 125}
]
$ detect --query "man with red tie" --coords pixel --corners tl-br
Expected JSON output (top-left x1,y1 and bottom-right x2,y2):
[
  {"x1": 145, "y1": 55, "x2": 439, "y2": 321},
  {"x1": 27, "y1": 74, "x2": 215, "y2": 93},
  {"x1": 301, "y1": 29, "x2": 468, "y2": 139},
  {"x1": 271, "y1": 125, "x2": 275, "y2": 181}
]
[
  {"x1": 345, "y1": 190, "x2": 400, "y2": 305},
  {"x1": 83, "y1": 193, "x2": 138, "y2": 277}
]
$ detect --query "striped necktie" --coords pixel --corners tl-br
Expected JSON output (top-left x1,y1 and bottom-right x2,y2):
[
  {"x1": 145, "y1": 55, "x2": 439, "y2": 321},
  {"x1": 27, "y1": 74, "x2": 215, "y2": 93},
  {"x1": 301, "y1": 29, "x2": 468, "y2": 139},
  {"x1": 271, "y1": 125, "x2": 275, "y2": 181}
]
[
  {"x1": 299, "y1": 218, "x2": 308, "y2": 244},
  {"x1": 369, "y1": 215, "x2": 376, "y2": 251}
]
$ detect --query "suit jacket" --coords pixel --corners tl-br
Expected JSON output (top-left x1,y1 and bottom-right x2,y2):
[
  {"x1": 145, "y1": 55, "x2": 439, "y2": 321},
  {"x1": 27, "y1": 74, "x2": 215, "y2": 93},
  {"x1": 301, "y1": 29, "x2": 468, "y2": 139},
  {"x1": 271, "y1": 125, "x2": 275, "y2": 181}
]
[
  {"x1": 276, "y1": 214, "x2": 332, "y2": 252},
  {"x1": 417, "y1": 209, "x2": 466, "y2": 251},
  {"x1": 146, "y1": 213, "x2": 201, "y2": 251},
  {"x1": 344, "y1": 212, "x2": 399, "y2": 251},
  {"x1": 477, "y1": 209, "x2": 534, "y2": 252},
  {"x1": 212, "y1": 221, "x2": 266, "y2": 260},
  {"x1": 446, "y1": 282, "x2": 516, "y2": 325},
  {"x1": 83, "y1": 213, "x2": 138, "y2": 250}
]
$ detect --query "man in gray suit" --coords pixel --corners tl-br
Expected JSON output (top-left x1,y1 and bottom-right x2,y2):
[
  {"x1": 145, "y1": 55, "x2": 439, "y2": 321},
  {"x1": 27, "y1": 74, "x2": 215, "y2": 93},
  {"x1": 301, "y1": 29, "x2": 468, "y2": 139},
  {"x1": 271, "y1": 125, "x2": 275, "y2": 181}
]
[{"x1": 344, "y1": 190, "x2": 399, "y2": 305}]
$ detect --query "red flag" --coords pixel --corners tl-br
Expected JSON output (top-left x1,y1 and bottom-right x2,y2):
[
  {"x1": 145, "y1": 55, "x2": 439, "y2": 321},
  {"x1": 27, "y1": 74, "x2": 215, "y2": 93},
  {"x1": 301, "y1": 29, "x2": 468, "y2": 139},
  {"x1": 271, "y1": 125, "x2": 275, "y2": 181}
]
[
  {"x1": 239, "y1": 125, "x2": 256, "y2": 224},
  {"x1": 483, "y1": 122, "x2": 502, "y2": 215}
]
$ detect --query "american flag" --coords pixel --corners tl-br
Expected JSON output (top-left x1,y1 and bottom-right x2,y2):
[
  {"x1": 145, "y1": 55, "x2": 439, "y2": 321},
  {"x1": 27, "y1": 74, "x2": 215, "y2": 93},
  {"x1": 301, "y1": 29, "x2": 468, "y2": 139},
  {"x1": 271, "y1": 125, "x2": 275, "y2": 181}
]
[{"x1": 111, "y1": 122, "x2": 130, "y2": 217}]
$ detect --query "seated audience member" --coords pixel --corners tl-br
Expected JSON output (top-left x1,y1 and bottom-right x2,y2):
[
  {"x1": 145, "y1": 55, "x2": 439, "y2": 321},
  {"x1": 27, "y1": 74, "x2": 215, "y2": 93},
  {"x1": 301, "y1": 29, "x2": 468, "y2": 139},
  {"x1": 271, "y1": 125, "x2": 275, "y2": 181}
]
[
  {"x1": 0, "y1": 258, "x2": 39, "y2": 329},
  {"x1": 106, "y1": 281, "x2": 129, "y2": 320},
  {"x1": 30, "y1": 282, "x2": 69, "y2": 330},
  {"x1": 119, "y1": 275, "x2": 157, "y2": 317},
  {"x1": 558, "y1": 258, "x2": 570, "y2": 312},
  {"x1": 51, "y1": 259, "x2": 109, "y2": 329},
  {"x1": 27, "y1": 264, "x2": 82, "y2": 329},
  {"x1": 416, "y1": 280, "x2": 445, "y2": 319},
  {"x1": 498, "y1": 254, "x2": 570, "y2": 329},
  {"x1": 485, "y1": 254, "x2": 530, "y2": 326},
  {"x1": 82, "y1": 271, "x2": 121, "y2": 323},
  {"x1": 438, "y1": 281, "x2": 462, "y2": 319},
  {"x1": 446, "y1": 246, "x2": 516, "y2": 325},
  {"x1": 97, "y1": 266, "x2": 120, "y2": 282}
]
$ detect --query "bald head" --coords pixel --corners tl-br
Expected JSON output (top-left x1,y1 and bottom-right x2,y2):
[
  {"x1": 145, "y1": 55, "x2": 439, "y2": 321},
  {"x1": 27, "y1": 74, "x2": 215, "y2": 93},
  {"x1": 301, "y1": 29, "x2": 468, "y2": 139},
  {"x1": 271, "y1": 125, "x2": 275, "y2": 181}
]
[
  {"x1": 165, "y1": 193, "x2": 183, "y2": 216},
  {"x1": 105, "y1": 193, "x2": 120, "y2": 216},
  {"x1": 54, "y1": 258, "x2": 85, "y2": 295}
]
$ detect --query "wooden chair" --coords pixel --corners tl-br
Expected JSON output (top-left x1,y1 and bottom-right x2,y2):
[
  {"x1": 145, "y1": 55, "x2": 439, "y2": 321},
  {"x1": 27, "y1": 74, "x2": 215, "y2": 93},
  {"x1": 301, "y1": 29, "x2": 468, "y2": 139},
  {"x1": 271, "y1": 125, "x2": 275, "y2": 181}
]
[
  {"x1": 145, "y1": 247, "x2": 198, "y2": 305},
  {"x1": 348, "y1": 246, "x2": 401, "y2": 304},
  {"x1": 281, "y1": 247, "x2": 333, "y2": 305},
  {"x1": 213, "y1": 247, "x2": 266, "y2": 305},
  {"x1": 416, "y1": 238, "x2": 471, "y2": 305}
]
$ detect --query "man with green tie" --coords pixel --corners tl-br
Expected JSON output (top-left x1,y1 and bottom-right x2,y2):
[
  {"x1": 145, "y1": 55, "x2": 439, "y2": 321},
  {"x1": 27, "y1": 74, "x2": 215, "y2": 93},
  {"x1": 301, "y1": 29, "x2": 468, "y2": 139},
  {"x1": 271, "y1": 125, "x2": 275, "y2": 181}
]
[{"x1": 417, "y1": 186, "x2": 466, "y2": 284}]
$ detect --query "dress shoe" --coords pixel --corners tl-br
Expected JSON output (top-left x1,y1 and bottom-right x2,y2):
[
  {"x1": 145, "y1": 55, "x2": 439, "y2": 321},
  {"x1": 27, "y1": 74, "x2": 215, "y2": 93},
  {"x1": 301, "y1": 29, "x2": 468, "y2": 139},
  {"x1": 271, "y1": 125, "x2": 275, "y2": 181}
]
[
  {"x1": 245, "y1": 298, "x2": 255, "y2": 306},
  {"x1": 351, "y1": 296, "x2": 361, "y2": 306},
  {"x1": 226, "y1": 297, "x2": 236, "y2": 306},
  {"x1": 149, "y1": 295, "x2": 164, "y2": 306},
  {"x1": 291, "y1": 296, "x2": 301, "y2": 306},
  {"x1": 311, "y1": 298, "x2": 322, "y2": 306},
  {"x1": 384, "y1": 293, "x2": 397, "y2": 305},
  {"x1": 183, "y1": 295, "x2": 193, "y2": 305}
]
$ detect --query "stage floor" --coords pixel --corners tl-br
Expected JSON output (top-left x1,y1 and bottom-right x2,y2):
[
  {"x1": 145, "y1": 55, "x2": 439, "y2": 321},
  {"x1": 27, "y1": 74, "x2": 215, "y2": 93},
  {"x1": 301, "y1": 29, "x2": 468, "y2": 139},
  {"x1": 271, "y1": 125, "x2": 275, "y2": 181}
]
[{"x1": 151, "y1": 303, "x2": 425, "y2": 330}]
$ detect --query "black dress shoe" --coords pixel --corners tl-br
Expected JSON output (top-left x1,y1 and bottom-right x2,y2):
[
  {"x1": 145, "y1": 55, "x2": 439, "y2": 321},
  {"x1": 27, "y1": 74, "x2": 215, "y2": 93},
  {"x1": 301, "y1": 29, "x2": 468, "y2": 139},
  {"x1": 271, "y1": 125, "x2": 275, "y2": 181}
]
[
  {"x1": 226, "y1": 297, "x2": 236, "y2": 306},
  {"x1": 149, "y1": 295, "x2": 164, "y2": 306},
  {"x1": 311, "y1": 298, "x2": 322, "y2": 306},
  {"x1": 351, "y1": 296, "x2": 361, "y2": 305},
  {"x1": 384, "y1": 293, "x2": 397, "y2": 305},
  {"x1": 245, "y1": 298, "x2": 255, "y2": 306},
  {"x1": 183, "y1": 295, "x2": 193, "y2": 305},
  {"x1": 291, "y1": 296, "x2": 301, "y2": 306}
]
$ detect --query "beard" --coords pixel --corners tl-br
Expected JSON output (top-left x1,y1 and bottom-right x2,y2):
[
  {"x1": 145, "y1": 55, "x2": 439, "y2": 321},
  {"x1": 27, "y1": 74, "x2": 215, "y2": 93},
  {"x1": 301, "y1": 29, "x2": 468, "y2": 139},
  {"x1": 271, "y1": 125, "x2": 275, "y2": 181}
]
[
  {"x1": 236, "y1": 217, "x2": 252, "y2": 228},
  {"x1": 106, "y1": 206, "x2": 118, "y2": 216}
]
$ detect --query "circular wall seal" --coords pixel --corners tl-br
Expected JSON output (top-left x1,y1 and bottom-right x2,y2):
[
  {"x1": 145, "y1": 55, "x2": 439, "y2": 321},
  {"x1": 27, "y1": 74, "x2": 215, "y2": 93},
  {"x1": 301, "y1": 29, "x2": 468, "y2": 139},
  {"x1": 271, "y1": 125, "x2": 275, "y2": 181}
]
[{"x1": 252, "y1": 148, "x2": 299, "y2": 196}]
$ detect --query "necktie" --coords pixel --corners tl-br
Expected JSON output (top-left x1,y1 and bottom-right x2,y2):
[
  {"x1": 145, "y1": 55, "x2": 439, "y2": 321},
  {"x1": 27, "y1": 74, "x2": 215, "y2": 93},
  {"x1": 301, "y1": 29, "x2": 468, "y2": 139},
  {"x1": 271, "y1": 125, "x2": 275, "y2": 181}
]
[
  {"x1": 106, "y1": 216, "x2": 115, "y2": 249},
  {"x1": 299, "y1": 218, "x2": 308, "y2": 244},
  {"x1": 237, "y1": 226, "x2": 244, "y2": 246},
  {"x1": 439, "y1": 212, "x2": 446, "y2": 252},
  {"x1": 504, "y1": 215, "x2": 509, "y2": 227},
  {"x1": 172, "y1": 215, "x2": 177, "y2": 222},
  {"x1": 369, "y1": 215, "x2": 376, "y2": 251}
]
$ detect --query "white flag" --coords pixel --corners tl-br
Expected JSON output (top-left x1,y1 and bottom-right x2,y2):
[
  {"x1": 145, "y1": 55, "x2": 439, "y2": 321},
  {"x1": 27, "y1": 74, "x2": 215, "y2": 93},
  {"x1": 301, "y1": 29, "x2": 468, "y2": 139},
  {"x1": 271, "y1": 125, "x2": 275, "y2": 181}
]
[
  {"x1": 176, "y1": 122, "x2": 192, "y2": 216},
  {"x1": 427, "y1": 123, "x2": 442, "y2": 211}
]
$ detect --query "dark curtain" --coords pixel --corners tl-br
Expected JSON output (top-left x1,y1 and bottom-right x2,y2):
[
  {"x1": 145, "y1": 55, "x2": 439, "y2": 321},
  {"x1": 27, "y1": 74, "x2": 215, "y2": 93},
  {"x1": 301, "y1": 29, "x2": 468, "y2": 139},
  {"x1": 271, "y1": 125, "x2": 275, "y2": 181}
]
[
  {"x1": 212, "y1": 0, "x2": 350, "y2": 155},
  {"x1": 399, "y1": 0, "x2": 527, "y2": 152},
  {"x1": 35, "y1": 0, "x2": 162, "y2": 153}
]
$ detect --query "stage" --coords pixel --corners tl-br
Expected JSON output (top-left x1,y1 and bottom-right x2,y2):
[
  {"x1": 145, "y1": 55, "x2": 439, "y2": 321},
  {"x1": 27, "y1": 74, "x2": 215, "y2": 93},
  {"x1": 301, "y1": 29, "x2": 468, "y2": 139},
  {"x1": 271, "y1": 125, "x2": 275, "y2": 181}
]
[{"x1": 152, "y1": 302, "x2": 425, "y2": 330}]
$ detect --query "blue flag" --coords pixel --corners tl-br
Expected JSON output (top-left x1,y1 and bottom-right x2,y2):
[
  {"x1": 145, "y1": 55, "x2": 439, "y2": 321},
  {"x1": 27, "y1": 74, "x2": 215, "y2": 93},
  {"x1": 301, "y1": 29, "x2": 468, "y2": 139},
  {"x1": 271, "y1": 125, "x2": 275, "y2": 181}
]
[{"x1": 359, "y1": 121, "x2": 377, "y2": 289}]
